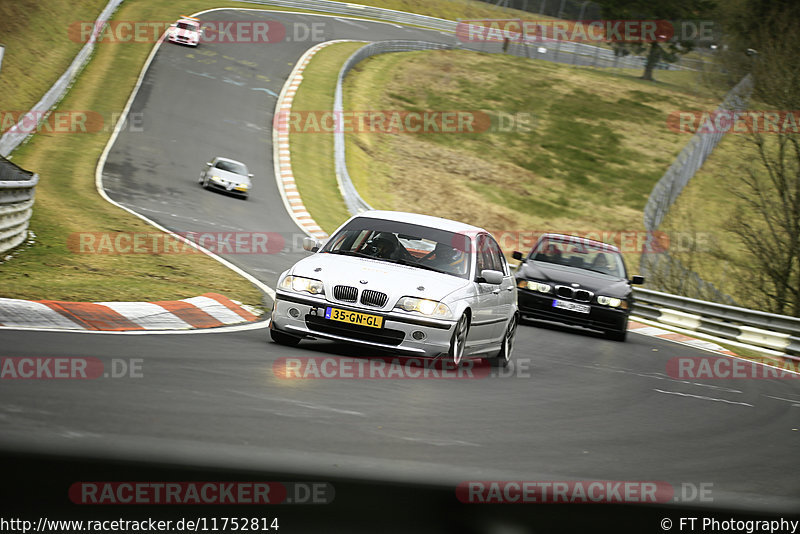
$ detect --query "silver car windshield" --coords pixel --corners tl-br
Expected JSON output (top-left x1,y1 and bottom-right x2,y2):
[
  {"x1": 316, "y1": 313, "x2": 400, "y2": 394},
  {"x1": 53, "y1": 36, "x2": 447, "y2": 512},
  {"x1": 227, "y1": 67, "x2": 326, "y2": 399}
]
[
  {"x1": 531, "y1": 236, "x2": 626, "y2": 278},
  {"x1": 320, "y1": 218, "x2": 472, "y2": 279},
  {"x1": 215, "y1": 160, "x2": 247, "y2": 175}
]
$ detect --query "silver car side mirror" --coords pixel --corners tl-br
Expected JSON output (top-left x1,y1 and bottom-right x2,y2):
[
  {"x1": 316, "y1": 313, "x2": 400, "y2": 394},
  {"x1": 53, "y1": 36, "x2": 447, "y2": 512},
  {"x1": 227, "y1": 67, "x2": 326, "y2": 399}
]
[
  {"x1": 303, "y1": 237, "x2": 321, "y2": 252},
  {"x1": 480, "y1": 269, "x2": 504, "y2": 285}
]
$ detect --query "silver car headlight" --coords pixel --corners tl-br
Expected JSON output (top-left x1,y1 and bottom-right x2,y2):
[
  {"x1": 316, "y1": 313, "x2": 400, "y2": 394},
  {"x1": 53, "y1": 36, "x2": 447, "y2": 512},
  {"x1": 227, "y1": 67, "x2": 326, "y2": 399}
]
[
  {"x1": 279, "y1": 275, "x2": 325, "y2": 296},
  {"x1": 210, "y1": 175, "x2": 223, "y2": 183},
  {"x1": 597, "y1": 295, "x2": 623, "y2": 308},
  {"x1": 394, "y1": 297, "x2": 452, "y2": 319}
]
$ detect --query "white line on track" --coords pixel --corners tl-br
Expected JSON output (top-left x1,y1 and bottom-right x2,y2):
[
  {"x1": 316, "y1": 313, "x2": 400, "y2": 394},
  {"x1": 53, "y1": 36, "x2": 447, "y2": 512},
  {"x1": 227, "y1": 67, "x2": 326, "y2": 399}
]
[
  {"x1": 334, "y1": 17, "x2": 369, "y2": 29},
  {"x1": 653, "y1": 389, "x2": 753, "y2": 407}
]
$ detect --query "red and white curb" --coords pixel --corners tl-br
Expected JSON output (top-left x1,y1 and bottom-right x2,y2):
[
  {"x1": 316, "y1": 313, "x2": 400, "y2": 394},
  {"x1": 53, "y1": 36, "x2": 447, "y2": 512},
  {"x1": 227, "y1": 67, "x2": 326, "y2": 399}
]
[
  {"x1": 272, "y1": 40, "x2": 364, "y2": 242},
  {"x1": 0, "y1": 293, "x2": 262, "y2": 331},
  {"x1": 629, "y1": 319, "x2": 737, "y2": 356}
]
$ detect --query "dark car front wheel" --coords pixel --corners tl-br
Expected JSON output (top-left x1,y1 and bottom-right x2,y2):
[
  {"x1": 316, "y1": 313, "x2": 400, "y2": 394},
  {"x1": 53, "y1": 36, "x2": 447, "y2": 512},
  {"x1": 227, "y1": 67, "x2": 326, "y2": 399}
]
[{"x1": 605, "y1": 327, "x2": 627, "y2": 342}]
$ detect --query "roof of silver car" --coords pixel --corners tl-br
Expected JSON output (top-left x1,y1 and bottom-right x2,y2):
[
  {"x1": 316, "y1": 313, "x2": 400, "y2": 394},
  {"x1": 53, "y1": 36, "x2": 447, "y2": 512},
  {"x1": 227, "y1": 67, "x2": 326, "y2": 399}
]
[{"x1": 357, "y1": 210, "x2": 485, "y2": 235}]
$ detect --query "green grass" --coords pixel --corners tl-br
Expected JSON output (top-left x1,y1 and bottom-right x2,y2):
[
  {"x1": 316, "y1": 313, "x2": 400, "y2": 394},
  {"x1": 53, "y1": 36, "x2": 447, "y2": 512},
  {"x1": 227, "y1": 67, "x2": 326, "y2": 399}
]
[
  {"x1": 657, "y1": 127, "x2": 790, "y2": 311},
  {"x1": 0, "y1": 0, "x2": 109, "y2": 112},
  {"x1": 338, "y1": 49, "x2": 722, "y2": 267}
]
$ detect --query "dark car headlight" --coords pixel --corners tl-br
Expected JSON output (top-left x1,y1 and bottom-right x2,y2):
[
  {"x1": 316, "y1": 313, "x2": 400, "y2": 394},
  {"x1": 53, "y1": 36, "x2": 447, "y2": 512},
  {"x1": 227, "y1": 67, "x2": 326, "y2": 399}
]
[
  {"x1": 597, "y1": 295, "x2": 626, "y2": 309},
  {"x1": 517, "y1": 279, "x2": 551, "y2": 294}
]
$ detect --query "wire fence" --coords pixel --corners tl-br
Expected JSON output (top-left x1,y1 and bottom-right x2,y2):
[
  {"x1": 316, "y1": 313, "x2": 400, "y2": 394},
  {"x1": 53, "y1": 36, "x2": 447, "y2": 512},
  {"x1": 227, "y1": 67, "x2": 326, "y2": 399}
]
[{"x1": 639, "y1": 74, "x2": 753, "y2": 303}]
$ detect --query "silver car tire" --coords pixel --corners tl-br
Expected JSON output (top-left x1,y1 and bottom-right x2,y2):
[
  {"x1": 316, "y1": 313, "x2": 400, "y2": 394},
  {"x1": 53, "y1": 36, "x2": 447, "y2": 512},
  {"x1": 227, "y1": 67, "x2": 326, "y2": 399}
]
[
  {"x1": 492, "y1": 314, "x2": 517, "y2": 368},
  {"x1": 448, "y1": 314, "x2": 469, "y2": 366}
]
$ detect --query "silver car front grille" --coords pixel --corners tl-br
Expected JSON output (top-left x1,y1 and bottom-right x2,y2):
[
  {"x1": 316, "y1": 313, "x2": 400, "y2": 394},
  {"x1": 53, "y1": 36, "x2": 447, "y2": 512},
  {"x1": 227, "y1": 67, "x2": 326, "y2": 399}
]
[
  {"x1": 360, "y1": 290, "x2": 388, "y2": 308},
  {"x1": 333, "y1": 285, "x2": 358, "y2": 303},
  {"x1": 555, "y1": 285, "x2": 593, "y2": 302}
]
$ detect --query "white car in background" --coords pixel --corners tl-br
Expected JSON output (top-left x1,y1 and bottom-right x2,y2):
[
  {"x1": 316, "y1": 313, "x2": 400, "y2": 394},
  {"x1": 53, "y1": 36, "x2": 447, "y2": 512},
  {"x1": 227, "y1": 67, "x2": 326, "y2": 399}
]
[
  {"x1": 167, "y1": 17, "x2": 201, "y2": 47},
  {"x1": 270, "y1": 210, "x2": 519, "y2": 366},
  {"x1": 199, "y1": 157, "x2": 252, "y2": 199}
]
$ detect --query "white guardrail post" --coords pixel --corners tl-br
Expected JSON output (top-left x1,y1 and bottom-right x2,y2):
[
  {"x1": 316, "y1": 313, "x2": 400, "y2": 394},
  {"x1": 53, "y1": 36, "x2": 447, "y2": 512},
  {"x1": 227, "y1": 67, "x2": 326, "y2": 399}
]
[
  {"x1": 0, "y1": 157, "x2": 38, "y2": 256},
  {"x1": 633, "y1": 287, "x2": 800, "y2": 359}
]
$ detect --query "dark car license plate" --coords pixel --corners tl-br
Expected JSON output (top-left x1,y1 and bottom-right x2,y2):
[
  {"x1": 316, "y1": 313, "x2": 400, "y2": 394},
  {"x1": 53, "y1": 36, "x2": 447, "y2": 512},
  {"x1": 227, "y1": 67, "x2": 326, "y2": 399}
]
[{"x1": 552, "y1": 299, "x2": 590, "y2": 314}]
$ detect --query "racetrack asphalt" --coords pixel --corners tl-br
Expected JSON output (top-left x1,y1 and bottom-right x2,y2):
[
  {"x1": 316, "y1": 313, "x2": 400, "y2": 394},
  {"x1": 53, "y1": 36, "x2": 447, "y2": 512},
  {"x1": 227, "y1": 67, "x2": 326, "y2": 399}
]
[{"x1": 1, "y1": 9, "x2": 797, "y2": 527}]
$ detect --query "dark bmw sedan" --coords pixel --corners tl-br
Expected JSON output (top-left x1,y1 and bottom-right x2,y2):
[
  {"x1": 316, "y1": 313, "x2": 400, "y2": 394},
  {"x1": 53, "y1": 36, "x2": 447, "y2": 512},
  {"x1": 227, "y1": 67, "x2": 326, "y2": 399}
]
[{"x1": 512, "y1": 233, "x2": 644, "y2": 341}]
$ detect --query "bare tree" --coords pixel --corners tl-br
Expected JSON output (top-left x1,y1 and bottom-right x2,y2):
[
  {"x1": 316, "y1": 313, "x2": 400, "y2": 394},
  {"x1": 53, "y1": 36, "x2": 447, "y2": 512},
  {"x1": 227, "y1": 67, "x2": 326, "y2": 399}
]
[{"x1": 724, "y1": 11, "x2": 800, "y2": 316}]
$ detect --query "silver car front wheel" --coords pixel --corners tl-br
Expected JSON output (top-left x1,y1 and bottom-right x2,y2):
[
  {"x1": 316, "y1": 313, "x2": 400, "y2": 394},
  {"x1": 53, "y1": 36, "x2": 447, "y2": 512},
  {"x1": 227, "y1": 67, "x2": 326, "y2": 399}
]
[
  {"x1": 448, "y1": 314, "x2": 469, "y2": 366},
  {"x1": 492, "y1": 314, "x2": 517, "y2": 368}
]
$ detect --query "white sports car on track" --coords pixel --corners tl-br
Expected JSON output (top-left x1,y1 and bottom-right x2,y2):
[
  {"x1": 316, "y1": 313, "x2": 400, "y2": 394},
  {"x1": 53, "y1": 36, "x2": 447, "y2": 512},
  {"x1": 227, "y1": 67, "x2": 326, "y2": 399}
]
[
  {"x1": 270, "y1": 210, "x2": 519, "y2": 366},
  {"x1": 199, "y1": 157, "x2": 252, "y2": 199},
  {"x1": 167, "y1": 17, "x2": 201, "y2": 47}
]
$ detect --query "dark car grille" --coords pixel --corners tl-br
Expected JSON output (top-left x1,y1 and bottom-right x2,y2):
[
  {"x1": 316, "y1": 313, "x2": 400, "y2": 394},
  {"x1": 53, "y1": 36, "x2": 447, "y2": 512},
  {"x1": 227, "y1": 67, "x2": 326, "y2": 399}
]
[
  {"x1": 305, "y1": 315, "x2": 404, "y2": 346},
  {"x1": 360, "y1": 289, "x2": 388, "y2": 308},
  {"x1": 555, "y1": 285, "x2": 593, "y2": 302},
  {"x1": 333, "y1": 285, "x2": 358, "y2": 303}
]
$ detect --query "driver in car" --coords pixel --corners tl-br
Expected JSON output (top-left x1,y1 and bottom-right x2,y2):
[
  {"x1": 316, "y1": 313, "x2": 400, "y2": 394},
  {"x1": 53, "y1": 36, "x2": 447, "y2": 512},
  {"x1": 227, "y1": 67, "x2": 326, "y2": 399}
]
[
  {"x1": 363, "y1": 233, "x2": 399, "y2": 259},
  {"x1": 422, "y1": 242, "x2": 468, "y2": 275}
]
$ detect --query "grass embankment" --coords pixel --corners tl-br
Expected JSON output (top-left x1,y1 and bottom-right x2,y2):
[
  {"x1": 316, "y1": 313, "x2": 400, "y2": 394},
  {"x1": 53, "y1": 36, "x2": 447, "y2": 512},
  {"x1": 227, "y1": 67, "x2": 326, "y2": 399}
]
[
  {"x1": 658, "y1": 127, "x2": 786, "y2": 310},
  {"x1": 338, "y1": 50, "x2": 720, "y2": 269},
  {"x1": 0, "y1": 0, "x2": 109, "y2": 112},
  {"x1": 0, "y1": 0, "x2": 566, "y2": 304}
]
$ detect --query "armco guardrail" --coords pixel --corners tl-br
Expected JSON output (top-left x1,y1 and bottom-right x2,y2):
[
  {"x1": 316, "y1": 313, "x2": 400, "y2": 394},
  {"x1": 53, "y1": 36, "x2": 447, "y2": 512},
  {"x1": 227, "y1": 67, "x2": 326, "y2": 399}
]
[
  {"x1": 234, "y1": 0, "x2": 667, "y2": 70},
  {"x1": 0, "y1": 0, "x2": 123, "y2": 157},
  {"x1": 0, "y1": 157, "x2": 38, "y2": 256},
  {"x1": 633, "y1": 287, "x2": 800, "y2": 358},
  {"x1": 334, "y1": 41, "x2": 453, "y2": 215},
  {"x1": 234, "y1": 0, "x2": 455, "y2": 30}
]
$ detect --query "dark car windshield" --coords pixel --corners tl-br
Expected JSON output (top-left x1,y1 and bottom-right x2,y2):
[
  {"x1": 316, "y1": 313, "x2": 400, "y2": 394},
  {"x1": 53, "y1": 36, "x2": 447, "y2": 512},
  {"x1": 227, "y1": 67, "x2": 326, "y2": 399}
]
[
  {"x1": 320, "y1": 217, "x2": 472, "y2": 279},
  {"x1": 214, "y1": 160, "x2": 248, "y2": 175},
  {"x1": 176, "y1": 22, "x2": 197, "y2": 30},
  {"x1": 530, "y1": 236, "x2": 626, "y2": 278}
]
